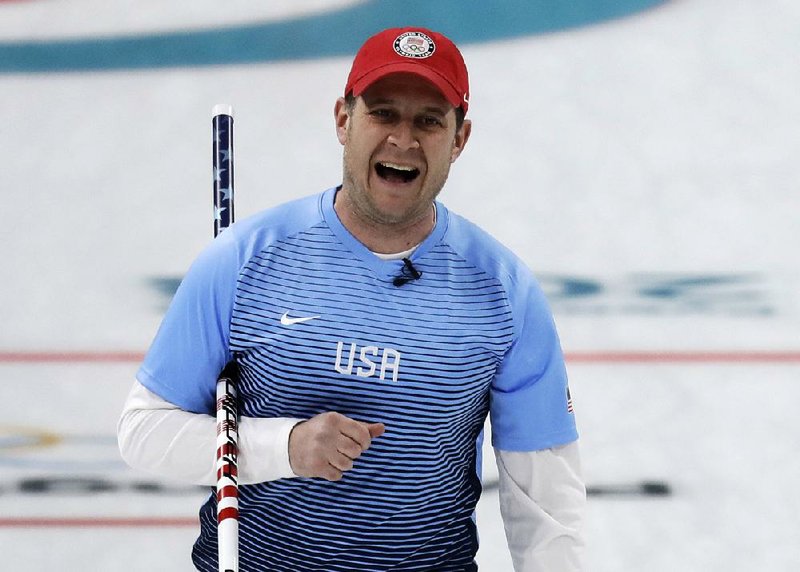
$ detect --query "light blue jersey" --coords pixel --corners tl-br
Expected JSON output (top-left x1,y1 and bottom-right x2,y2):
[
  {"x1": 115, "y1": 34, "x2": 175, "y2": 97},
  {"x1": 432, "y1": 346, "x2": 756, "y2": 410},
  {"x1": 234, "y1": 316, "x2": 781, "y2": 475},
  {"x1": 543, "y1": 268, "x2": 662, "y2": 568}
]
[{"x1": 138, "y1": 187, "x2": 577, "y2": 572}]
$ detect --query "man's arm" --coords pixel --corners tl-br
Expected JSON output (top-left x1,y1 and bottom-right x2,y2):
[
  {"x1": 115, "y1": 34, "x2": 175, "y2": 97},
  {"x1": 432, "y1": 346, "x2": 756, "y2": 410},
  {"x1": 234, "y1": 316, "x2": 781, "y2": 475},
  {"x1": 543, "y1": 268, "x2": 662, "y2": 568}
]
[
  {"x1": 495, "y1": 442, "x2": 586, "y2": 572},
  {"x1": 117, "y1": 380, "x2": 299, "y2": 485},
  {"x1": 118, "y1": 380, "x2": 385, "y2": 485}
]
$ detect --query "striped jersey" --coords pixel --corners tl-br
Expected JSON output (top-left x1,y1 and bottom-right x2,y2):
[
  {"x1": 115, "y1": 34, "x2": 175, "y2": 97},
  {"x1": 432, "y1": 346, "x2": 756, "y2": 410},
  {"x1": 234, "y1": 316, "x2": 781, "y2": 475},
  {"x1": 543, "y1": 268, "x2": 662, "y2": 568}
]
[{"x1": 138, "y1": 187, "x2": 577, "y2": 571}]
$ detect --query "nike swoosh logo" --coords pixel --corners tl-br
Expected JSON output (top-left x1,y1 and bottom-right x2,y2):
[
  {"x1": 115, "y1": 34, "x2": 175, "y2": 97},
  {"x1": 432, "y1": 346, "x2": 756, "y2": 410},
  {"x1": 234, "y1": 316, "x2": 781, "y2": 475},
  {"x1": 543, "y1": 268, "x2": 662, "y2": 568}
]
[{"x1": 280, "y1": 312, "x2": 320, "y2": 326}]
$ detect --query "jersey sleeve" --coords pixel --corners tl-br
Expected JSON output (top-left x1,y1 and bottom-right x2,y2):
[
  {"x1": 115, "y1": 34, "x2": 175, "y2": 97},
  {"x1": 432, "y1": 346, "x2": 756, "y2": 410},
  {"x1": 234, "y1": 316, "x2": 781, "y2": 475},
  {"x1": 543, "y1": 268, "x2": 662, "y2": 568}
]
[
  {"x1": 136, "y1": 229, "x2": 241, "y2": 414},
  {"x1": 490, "y1": 274, "x2": 578, "y2": 452}
]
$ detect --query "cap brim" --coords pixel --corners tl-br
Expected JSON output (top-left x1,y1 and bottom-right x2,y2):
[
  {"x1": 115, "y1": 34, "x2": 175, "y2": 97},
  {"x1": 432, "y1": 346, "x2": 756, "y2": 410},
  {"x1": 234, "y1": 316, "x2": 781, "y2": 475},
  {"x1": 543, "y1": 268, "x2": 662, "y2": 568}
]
[{"x1": 350, "y1": 62, "x2": 463, "y2": 110}]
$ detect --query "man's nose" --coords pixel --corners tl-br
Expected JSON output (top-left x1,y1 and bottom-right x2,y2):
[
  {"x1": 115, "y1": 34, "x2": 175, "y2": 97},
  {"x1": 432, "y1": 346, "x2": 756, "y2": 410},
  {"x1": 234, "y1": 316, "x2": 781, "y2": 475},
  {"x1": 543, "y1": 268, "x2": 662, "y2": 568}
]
[{"x1": 386, "y1": 121, "x2": 420, "y2": 150}]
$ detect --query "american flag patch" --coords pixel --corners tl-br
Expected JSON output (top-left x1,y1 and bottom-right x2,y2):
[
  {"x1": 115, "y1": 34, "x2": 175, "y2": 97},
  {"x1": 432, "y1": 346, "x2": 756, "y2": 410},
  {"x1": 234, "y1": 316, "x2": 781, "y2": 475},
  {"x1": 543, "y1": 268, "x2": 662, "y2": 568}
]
[{"x1": 567, "y1": 387, "x2": 574, "y2": 413}]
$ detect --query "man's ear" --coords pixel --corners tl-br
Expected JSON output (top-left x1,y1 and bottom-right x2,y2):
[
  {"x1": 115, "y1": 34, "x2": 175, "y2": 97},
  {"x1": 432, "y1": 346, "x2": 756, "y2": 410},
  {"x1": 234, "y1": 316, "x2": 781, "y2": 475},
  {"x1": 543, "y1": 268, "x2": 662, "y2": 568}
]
[
  {"x1": 450, "y1": 118, "x2": 472, "y2": 163},
  {"x1": 334, "y1": 97, "x2": 350, "y2": 145}
]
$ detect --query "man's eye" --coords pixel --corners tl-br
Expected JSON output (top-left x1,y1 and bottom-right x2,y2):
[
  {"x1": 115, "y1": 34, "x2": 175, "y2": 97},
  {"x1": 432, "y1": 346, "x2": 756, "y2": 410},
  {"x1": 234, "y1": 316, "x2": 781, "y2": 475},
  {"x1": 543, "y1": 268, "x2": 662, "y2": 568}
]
[
  {"x1": 370, "y1": 109, "x2": 393, "y2": 119},
  {"x1": 421, "y1": 116, "x2": 443, "y2": 127}
]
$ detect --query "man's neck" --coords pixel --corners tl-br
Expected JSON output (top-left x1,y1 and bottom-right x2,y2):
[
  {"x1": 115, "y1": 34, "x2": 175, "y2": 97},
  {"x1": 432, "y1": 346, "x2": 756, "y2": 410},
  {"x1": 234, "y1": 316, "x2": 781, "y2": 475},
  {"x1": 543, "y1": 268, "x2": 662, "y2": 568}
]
[{"x1": 333, "y1": 190, "x2": 436, "y2": 255}]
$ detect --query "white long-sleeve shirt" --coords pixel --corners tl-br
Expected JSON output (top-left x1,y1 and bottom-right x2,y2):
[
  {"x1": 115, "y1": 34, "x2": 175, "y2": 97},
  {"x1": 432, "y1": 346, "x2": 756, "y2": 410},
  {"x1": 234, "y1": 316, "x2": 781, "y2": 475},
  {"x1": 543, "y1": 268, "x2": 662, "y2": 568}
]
[{"x1": 118, "y1": 380, "x2": 586, "y2": 571}]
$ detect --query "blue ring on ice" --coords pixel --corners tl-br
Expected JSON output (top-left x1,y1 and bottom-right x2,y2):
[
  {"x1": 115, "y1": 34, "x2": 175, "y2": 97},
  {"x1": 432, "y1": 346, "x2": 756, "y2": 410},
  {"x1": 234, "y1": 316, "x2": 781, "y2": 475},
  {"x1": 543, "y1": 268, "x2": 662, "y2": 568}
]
[{"x1": 0, "y1": 0, "x2": 666, "y2": 73}]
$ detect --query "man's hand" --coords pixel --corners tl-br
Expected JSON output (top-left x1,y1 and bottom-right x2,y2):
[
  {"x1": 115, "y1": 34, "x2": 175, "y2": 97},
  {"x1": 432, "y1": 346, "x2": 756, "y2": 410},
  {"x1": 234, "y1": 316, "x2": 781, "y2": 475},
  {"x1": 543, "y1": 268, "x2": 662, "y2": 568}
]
[{"x1": 288, "y1": 412, "x2": 385, "y2": 481}]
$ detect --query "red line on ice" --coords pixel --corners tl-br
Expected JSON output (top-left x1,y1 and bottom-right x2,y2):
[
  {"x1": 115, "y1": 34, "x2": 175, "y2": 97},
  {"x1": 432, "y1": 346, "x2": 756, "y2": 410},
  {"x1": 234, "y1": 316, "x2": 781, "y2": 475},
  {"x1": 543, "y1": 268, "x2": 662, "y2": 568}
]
[
  {"x1": 0, "y1": 351, "x2": 145, "y2": 363},
  {"x1": 0, "y1": 517, "x2": 197, "y2": 528}
]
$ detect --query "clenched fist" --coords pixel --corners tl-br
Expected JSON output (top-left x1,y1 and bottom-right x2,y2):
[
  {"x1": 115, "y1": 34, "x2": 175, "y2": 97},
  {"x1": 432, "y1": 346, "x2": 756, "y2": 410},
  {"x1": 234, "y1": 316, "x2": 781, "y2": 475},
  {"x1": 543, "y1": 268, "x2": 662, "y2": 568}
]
[{"x1": 288, "y1": 411, "x2": 385, "y2": 481}]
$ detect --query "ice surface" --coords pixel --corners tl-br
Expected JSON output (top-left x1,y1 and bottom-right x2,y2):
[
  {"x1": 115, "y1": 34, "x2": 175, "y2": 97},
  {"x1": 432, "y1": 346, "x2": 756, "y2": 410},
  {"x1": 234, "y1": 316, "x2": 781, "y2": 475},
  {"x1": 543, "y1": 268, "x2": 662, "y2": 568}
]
[{"x1": 1, "y1": 0, "x2": 799, "y2": 570}]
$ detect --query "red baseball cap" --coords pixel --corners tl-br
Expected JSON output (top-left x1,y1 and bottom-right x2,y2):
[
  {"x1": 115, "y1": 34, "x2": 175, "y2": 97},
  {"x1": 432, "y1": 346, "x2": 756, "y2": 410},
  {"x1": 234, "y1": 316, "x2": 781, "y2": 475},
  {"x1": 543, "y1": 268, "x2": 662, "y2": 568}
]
[{"x1": 345, "y1": 27, "x2": 470, "y2": 114}]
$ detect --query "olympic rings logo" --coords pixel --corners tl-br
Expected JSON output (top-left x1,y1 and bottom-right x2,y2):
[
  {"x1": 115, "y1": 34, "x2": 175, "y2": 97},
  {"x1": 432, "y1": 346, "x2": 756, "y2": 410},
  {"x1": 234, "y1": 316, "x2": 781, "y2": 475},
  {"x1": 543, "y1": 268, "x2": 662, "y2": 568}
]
[
  {"x1": 0, "y1": 425, "x2": 123, "y2": 471},
  {"x1": 402, "y1": 43, "x2": 427, "y2": 53},
  {"x1": 393, "y1": 32, "x2": 435, "y2": 59},
  {"x1": 0, "y1": 425, "x2": 61, "y2": 450}
]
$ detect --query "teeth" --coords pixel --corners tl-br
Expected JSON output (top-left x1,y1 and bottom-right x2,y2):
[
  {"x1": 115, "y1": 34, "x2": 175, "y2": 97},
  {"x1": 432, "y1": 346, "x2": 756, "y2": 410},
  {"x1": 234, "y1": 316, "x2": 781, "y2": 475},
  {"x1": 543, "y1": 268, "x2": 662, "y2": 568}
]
[{"x1": 379, "y1": 162, "x2": 416, "y2": 171}]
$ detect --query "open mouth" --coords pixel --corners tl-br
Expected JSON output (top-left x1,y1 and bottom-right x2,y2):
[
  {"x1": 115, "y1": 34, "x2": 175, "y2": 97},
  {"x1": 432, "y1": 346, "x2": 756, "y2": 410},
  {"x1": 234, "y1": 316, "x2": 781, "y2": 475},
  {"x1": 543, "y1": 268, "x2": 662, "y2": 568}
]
[{"x1": 375, "y1": 161, "x2": 420, "y2": 184}]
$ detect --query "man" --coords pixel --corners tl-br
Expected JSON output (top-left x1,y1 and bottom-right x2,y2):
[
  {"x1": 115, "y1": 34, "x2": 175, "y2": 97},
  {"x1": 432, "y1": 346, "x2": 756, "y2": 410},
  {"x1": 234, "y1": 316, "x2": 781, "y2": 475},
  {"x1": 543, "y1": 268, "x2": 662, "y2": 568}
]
[{"x1": 119, "y1": 27, "x2": 585, "y2": 571}]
